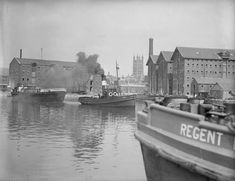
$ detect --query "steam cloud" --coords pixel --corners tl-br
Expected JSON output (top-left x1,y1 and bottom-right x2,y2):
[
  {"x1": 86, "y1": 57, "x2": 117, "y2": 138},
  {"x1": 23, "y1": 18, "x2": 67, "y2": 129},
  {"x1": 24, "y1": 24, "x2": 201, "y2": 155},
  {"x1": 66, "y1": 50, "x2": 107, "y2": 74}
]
[{"x1": 40, "y1": 52, "x2": 104, "y2": 91}]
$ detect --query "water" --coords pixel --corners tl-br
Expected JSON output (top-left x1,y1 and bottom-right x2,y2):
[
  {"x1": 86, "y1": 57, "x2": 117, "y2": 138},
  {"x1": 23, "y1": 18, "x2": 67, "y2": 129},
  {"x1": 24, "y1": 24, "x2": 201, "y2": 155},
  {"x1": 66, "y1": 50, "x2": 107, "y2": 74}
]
[{"x1": 0, "y1": 93, "x2": 146, "y2": 181}]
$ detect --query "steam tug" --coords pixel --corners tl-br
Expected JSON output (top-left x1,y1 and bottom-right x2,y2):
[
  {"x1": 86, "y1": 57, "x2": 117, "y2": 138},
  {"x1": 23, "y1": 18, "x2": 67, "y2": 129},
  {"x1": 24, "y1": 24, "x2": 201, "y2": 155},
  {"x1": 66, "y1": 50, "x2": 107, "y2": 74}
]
[
  {"x1": 78, "y1": 62, "x2": 136, "y2": 107},
  {"x1": 135, "y1": 96, "x2": 235, "y2": 181},
  {"x1": 11, "y1": 86, "x2": 66, "y2": 103}
]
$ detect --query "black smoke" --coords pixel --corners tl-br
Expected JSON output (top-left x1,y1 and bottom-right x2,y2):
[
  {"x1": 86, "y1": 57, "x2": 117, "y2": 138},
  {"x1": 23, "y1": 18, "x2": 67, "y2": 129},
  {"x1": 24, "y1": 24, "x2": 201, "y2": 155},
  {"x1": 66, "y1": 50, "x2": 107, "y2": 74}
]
[
  {"x1": 76, "y1": 52, "x2": 104, "y2": 75},
  {"x1": 40, "y1": 52, "x2": 104, "y2": 92}
]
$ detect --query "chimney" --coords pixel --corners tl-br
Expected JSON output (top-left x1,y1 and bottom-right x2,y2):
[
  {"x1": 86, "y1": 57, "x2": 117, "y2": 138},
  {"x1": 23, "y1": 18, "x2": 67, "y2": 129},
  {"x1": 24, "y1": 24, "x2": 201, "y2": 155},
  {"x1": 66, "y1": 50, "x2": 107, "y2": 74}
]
[
  {"x1": 149, "y1": 38, "x2": 153, "y2": 56},
  {"x1": 20, "y1": 49, "x2": 22, "y2": 58}
]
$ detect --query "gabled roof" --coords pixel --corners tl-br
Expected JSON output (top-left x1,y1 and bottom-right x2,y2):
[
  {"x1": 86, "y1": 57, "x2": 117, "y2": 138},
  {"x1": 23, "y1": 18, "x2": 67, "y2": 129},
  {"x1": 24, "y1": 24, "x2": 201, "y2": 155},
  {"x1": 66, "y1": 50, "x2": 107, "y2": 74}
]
[
  {"x1": 193, "y1": 77, "x2": 235, "y2": 91},
  {"x1": 161, "y1": 51, "x2": 173, "y2": 62},
  {"x1": 175, "y1": 47, "x2": 235, "y2": 60},
  {"x1": 212, "y1": 79, "x2": 235, "y2": 91},
  {"x1": 146, "y1": 55, "x2": 159, "y2": 65},
  {"x1": 192, "y1": 77, "x2": 217, "y2": 84},
  {"x1": 13, "y1": 57, "x2": 76, "y2": 67}
]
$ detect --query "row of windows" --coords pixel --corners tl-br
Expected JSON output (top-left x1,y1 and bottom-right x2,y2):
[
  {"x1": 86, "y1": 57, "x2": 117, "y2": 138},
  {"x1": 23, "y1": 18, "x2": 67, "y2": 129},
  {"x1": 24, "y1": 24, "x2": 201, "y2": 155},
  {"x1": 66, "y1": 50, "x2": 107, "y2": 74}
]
[
  {"x1": 186, "y1": 69, "x2": 235, "y2": 75},
  {"x1": 185, "y1": 59, "x2": 235, "y2": 64},
  {"x1": 186, "y1": 84, "x2": 214, "y2": 88},
  {"x1": 186, "y1": 63, "x2": 235, "y2": 68},
  {"x1": 22, "y1": 78, "x2": 29, "y2": 81}
]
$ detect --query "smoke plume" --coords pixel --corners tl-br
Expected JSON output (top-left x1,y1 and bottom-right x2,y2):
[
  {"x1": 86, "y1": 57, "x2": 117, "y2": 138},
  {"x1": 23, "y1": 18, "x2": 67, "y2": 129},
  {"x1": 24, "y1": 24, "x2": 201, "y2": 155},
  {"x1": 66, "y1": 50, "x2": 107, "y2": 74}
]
[{"x1": 40, "y1": 52, "x2": 104, "y2": 92}]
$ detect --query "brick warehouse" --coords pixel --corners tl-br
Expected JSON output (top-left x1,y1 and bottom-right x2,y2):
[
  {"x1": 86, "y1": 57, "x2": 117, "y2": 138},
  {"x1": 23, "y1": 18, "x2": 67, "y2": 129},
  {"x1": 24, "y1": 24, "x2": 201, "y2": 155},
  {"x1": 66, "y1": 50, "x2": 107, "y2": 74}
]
[
  {"x1": 157, "y1": 51, "x2": 173, "y2": 95},
  {"x1": 9, "y1": 57, "x2": 76, "y2": 88},
  {"x1": 171, "y1": 47, "x2": 235, "y2": 96}
]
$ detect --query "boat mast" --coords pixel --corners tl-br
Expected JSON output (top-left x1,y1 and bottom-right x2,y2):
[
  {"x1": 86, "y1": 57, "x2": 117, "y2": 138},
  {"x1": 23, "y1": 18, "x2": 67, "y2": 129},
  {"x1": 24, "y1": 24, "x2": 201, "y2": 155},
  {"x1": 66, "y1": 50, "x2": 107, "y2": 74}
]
[{"x1": 116, "y1": 61, "x2": 119, "y2": 86}]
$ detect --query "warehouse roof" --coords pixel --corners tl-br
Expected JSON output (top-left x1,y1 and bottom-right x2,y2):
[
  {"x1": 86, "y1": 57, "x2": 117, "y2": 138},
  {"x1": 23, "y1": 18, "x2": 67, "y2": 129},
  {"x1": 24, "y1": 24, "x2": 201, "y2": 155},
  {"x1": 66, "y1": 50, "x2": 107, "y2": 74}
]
[
  {"x1": 146, "y1": 55, "x2": 159, "y2": 65},
  {"x1": 192, "y1": 77, "x2": 217, "y2": 84},
  {"x1": 161, "y1": 51, "x2": 173, "y2": 62},
  {"x1": 13, "y1": 57, "x2": 76, "y2": 67},
  {"x1": 174, "y1": 47, "x2": 235, "y2": 60}
]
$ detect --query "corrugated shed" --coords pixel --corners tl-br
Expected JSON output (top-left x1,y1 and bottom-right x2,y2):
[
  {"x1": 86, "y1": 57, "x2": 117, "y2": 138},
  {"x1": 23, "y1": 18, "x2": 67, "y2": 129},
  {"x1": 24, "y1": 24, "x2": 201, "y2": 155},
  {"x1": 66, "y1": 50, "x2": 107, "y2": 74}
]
[{"x1": 176, "y1": 47, "x2": 235, "y2": 60}]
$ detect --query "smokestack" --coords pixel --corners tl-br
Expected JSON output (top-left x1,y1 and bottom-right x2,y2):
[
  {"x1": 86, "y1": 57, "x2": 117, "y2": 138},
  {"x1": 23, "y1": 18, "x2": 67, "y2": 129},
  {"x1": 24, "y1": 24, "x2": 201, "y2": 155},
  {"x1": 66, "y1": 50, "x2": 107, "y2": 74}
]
[
  {"x1": 149, "y1": 38, "x2": 153, "y2": 56},
  {"x1": 20, "y1": 49, "x2": 22, "y2": 58}
]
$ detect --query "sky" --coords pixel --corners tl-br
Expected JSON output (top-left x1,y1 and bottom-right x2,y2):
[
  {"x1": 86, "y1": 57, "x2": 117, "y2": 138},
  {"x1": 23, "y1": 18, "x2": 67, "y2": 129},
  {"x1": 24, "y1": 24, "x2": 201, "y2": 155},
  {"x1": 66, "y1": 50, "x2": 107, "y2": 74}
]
[{"x1": 0, "y1": 0, "x2": 235, "y2": 76}]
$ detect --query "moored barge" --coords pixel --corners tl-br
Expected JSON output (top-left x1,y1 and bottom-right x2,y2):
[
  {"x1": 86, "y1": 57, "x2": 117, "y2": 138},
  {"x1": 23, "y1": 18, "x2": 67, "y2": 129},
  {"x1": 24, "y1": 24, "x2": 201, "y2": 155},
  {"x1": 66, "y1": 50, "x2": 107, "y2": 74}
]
[
  {"x1": 11, "y1": 86, "x2": 66, "y2": 103},
  {"x1": 135, "y1": 97, "x2": 235, "y2": 181}
]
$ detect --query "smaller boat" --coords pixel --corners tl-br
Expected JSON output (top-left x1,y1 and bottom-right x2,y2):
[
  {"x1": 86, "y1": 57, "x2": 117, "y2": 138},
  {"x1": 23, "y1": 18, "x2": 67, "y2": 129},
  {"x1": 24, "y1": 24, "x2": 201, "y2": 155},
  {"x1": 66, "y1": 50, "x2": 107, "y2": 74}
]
[{"x1": 11, "y1": 86, "x2": 66, "y2": 103}]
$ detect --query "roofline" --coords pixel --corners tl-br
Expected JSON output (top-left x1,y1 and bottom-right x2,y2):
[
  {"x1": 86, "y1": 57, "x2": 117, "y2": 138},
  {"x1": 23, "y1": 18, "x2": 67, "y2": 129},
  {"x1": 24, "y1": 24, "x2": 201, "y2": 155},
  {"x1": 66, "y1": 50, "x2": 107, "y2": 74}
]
[{"x1": 13, "y1": 57, "x2": 76, "y2": 65}]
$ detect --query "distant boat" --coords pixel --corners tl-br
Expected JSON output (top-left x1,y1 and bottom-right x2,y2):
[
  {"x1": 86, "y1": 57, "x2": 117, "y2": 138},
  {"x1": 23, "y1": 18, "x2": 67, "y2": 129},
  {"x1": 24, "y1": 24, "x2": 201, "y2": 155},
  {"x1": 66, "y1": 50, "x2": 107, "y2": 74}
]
[
  {"x1": 11, "y1": 86, "x2": 66, "y2": 103},
  {"x1": 135, "y1": 96, "x2": 235, "y2": 181}
]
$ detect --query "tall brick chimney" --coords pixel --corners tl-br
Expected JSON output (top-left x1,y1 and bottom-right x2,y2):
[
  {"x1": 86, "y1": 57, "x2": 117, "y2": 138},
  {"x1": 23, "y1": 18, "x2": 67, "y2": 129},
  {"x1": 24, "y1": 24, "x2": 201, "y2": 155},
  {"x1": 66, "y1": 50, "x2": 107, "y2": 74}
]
[
  {"x1": 20, "y1": 49, "x2": 22, "y2": 59},
  {"x1": 149, "y1": 38, "x2": 153, "y2": 56}
]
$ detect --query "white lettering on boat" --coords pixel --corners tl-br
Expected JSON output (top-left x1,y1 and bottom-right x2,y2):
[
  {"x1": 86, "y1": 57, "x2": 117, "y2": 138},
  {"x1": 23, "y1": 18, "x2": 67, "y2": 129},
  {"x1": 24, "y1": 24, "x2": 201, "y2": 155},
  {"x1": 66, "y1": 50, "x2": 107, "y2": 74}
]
[{"x1": 180, "y1": 124, "x2": 223, "y2": 146}]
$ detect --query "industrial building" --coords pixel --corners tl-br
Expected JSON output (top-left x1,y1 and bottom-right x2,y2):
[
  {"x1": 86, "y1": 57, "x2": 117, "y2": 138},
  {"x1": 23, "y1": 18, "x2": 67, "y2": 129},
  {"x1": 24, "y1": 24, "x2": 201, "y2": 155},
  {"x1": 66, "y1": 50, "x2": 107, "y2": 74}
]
[
  {"x1": 171, "y1": 47, "x2": 235, "y2": 96},
  {"x1": 9, "y1": 56, "x2": 76, "y2": 88},
  {"x1": 146, "y1": 38, "x2": 235, "y2": 98},
  {"x1": 157, "y1": 51, "x2": 173, "y2": 95}
]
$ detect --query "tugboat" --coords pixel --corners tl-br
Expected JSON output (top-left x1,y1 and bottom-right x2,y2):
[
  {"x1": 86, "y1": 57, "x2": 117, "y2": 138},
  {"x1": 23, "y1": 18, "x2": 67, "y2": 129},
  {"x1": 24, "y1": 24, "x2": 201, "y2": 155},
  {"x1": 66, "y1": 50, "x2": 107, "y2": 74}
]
[
  {"x1": 78, "y1": 88, "x2": 136, "y2": 107},
  {"x1": 135, "y1": 96, "x2": 235, "y2": 181},
  {"x1": 11, "y1": 86, "x2": 66, "y2": 103},
  {"x1": 78, "y1": 62, "x2": 136, "y2": 107}
]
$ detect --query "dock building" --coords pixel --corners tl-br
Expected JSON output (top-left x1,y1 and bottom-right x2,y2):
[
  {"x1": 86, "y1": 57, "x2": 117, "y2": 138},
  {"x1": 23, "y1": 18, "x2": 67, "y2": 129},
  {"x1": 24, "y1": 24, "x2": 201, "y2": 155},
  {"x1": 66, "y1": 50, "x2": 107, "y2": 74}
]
[
  {"x1": 9, "y1": 56, "x2": 76, "y2": 88},
  {"x1": 157, "y1": 51, "x2": 173, "y2": 95},
  {"x1": 171, "y1": 47, "x2": 235, "y2": 96}
]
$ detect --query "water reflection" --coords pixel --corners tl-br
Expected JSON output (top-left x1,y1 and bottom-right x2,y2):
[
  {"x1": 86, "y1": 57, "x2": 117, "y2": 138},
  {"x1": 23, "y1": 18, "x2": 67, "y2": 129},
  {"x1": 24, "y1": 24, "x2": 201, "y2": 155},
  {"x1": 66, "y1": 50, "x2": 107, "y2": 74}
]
[{"x1": 0, "y1": 96, "x2": 145, "y2": 180}]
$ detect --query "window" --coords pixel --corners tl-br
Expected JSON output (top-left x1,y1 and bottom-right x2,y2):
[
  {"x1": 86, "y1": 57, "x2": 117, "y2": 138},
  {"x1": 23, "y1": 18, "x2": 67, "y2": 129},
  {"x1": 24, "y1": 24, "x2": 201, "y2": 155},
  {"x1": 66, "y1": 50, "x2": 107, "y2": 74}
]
[
  {"x1": 27, "y1": 78, "x2": 29, "y2": 81},
  {"x1": 187, "y1": 92, "x2": 189, "y2": 95},
  {"x1": 187, "y1": 84, "x2": 189, "y2": 87},
  {"x1": 22, "y1": 78, "x2": 24, "y2": 81}
]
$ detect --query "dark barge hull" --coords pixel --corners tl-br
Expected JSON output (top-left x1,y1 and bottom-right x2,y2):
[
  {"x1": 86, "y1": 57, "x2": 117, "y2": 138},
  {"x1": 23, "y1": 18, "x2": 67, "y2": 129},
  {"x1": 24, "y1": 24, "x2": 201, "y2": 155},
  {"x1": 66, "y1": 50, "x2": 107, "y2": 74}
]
[
  {"x1": 12, "y1": 91, "x2": 66, "y2": 103},
  {"x1": 78, "y1": 95, "x2": 136, "y2": 107},
  {"x1": 135, "y1": 104, "x2": 235, "y2": 181}
]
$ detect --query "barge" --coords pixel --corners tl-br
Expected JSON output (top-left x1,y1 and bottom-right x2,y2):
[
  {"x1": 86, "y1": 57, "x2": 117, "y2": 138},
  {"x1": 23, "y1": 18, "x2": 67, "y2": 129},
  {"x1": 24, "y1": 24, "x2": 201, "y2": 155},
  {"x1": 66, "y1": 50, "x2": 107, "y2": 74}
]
[
  {"x1": 135, "y1": 97, "x2": 235, "y2": 181},
  {"x1": 11, "y1": 86, "x2": 66, "y2": 103}
]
